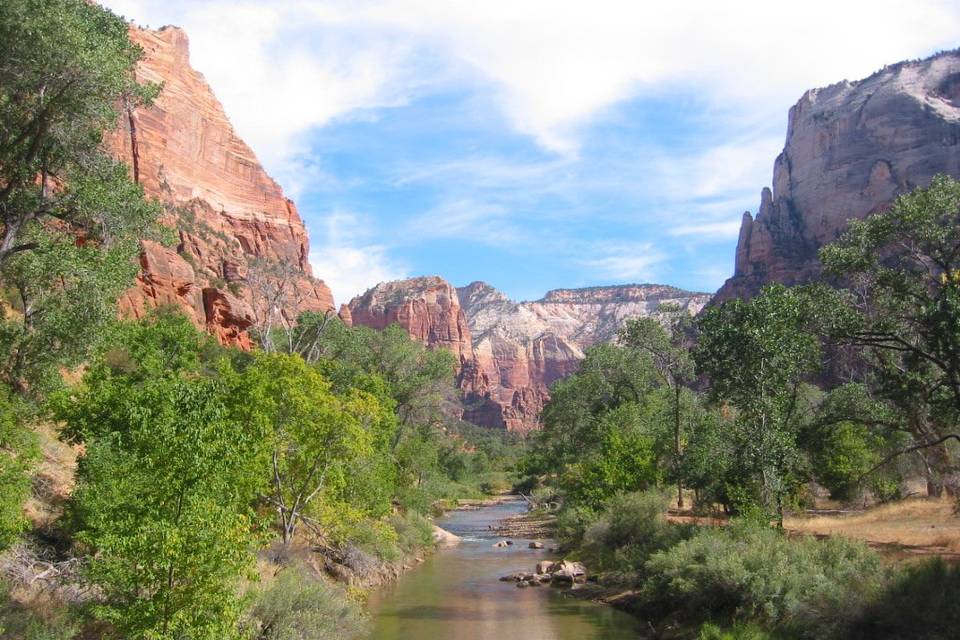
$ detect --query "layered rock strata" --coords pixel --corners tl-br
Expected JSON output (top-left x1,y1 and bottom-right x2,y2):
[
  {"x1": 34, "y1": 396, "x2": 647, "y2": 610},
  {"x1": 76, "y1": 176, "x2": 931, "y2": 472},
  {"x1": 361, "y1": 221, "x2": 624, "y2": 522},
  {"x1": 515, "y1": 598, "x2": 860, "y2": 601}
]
[
  {"x1": 717, "y1": 49, "x2": 960, "y2": 301},
  {"x1": 108, "y1": 26, "x2": 334, "y2": 345},
  {"x1": 348, "y1": 278, "x2": 710, "y2": 431}
]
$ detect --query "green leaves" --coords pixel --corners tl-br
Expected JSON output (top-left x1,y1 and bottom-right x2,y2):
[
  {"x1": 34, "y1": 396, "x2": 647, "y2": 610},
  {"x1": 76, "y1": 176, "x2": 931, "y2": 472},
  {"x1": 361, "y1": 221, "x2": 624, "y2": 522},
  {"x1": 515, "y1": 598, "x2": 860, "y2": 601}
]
[
  {"x1": 60, "y1": 316, "x2": 268, "y2": 639},
  {"x1": 820, "y1": 174, "x2": 960, "y2": 493}
]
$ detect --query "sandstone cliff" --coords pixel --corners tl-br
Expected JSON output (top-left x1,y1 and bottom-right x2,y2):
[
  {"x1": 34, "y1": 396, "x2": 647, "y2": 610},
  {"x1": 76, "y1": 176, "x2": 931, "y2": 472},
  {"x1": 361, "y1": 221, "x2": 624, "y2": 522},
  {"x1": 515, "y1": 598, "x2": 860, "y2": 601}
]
[
  {"x1": 108, "y1": 26, "x2": 334, "y2": 346},
  {"x1": 349, "y1": 277, "x2": 709, "y2": 431},
  {"x1": 458, "y1": 282, "x2": 711, "y2": 431},
  {"x1": 716, "y1": 49, "x2": 960, "y2": 301}
]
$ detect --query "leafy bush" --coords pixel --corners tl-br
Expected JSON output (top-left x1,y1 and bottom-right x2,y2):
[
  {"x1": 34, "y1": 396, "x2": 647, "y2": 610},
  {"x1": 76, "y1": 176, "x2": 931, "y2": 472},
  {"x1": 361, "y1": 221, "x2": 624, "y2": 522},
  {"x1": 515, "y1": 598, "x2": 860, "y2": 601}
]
[
  {"x1": 642, "y1": 522, "x2": 885, "y2": 638},
  {"x1": 580, "y1": 490, "x2": 690, "y2": 576},
  {"x1": 698, "y1": 621, "x2": 775, "y2": 640},
  {"x1": 0, "y1": 396, "x2": 37, "y2": 551},
  {"x1": 555, "y1": 505, "x2": 597, "y2": 549},
  {"x1": 848, "y1": 558, "x2": 960, "y2": 640},
  {"x1": 0, "y1": 580, "x2": 80, "y2": 640},
  {"x1": 811, "y1": 421, "x2": 881, "y2": 501},
  {"x1": 389, "y1": 512, "x2": 434, "y2": 556},
  {"x1": 244, "y1": 565, "x2": 367, "y2": 640}
]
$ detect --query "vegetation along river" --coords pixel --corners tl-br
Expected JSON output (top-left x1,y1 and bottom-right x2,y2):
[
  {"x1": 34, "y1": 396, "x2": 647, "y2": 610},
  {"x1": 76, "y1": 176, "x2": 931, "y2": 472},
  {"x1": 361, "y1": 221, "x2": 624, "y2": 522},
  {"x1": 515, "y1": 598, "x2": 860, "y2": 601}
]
[{"x1": 368, "y1": 500, "x2": 644, "y2": 639}]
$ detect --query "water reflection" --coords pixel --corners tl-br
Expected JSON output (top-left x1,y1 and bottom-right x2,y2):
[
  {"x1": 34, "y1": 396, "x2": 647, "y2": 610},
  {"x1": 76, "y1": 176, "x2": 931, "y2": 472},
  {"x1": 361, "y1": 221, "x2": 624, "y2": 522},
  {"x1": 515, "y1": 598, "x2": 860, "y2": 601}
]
[{"x1": 368, "y1": 501, "x2": 645, "y2": 639}]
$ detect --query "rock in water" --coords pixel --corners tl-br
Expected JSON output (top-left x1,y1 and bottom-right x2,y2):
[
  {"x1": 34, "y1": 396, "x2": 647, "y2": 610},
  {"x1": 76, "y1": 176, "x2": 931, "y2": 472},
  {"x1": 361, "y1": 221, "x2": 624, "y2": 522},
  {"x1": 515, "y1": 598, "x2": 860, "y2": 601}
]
[{"x1": 431, "y1": 525, "x2": 460, "y2": 548}]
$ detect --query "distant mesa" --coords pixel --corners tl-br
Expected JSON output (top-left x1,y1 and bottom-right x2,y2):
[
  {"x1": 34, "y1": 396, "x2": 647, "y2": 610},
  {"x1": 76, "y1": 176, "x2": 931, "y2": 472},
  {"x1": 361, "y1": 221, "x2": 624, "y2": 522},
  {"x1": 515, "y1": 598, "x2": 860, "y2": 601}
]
[{"x1": 349, "y1": 277, "x2": 710, "y2": 431}]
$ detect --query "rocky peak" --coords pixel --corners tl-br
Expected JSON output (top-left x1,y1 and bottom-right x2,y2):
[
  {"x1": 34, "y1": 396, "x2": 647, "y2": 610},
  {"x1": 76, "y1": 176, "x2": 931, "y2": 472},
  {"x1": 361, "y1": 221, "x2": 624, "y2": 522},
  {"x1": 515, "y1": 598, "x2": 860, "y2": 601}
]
[
  {"x1": 716, "y1": 48, "x2": 960, "y2": 301},
  {"x1": 348, "y1": 276, "x2": 474, "y2": 363},
  {"x1": 109, "y1": 25, "x2": 334, "y2": 346},
  {"x1": 355, "y1": 276, "x2": 710, "y2": 431}
]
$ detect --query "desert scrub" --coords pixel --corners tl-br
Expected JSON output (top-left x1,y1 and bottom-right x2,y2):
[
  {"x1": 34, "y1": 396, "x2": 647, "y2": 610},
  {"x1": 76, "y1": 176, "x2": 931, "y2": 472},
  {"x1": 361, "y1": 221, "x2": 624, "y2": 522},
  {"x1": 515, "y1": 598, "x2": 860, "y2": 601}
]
[
  {"x1": 848, "y1": 557, "x2": 960, "y2": 640},
  {"x1": 641, "y1": 521, "x2": 885, "y2": 638},
  {"x1": 243, "y1": 564, "x2": 367, "y2": 640},
  {"x1": 580, "y1": 490, "x2": 692, "y2": 578}
]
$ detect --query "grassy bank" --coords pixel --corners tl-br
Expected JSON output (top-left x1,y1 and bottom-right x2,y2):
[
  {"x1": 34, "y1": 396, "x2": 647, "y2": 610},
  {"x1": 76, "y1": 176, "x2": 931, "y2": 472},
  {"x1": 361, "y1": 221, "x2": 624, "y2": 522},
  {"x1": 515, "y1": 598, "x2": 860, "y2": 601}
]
[{"x1": 556, "y1": 490, "x2": 960, "y2": 639}]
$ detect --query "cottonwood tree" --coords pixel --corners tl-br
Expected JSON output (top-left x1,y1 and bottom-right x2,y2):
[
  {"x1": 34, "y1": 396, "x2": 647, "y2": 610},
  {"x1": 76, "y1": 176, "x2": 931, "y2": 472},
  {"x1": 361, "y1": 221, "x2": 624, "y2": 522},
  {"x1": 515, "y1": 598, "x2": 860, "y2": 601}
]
[
  {"x1": 0, "y1": 0, "x2": 162, "y2": 394},
  {"x1": 820, "y1": 174, "x2": 960, "y2": 495},
  {"x1": 57, "y1": 314, "x2": 269, "y2": 639},
  {"x1": 620, "y1": 304, "x2": 696, "y2": 507},
  {"x1": 696, "y1": 285, "x2": 824, "y2": 524},
  {"x1": 230, "y1": 352, "x2": 394, "y2": 546}
]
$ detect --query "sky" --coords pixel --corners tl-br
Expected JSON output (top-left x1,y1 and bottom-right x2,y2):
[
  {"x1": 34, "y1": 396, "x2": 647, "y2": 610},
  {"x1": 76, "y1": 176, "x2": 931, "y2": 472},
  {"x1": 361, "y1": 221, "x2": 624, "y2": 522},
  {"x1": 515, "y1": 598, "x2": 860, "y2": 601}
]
[{"x1": 102, "y1": 0, "x2": 960, "y2": 305}]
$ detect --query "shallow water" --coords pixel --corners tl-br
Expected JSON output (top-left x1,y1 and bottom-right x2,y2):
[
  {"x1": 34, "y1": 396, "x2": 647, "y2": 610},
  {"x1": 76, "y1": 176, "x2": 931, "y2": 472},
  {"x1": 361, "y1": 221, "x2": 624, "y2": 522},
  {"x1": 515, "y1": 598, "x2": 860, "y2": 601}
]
[{"x1": 367, "y1": 501, "x2": 645, "y2": 639}]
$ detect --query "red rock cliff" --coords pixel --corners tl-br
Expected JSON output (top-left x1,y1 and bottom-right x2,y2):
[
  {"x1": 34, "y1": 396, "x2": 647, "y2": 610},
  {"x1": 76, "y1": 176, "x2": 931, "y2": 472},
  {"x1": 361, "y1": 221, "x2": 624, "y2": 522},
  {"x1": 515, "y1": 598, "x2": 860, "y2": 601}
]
[
  {"x1": 108, "y1": 26, "x2": 334, "y2": 345},
  {"x1": 349, "y1": 277, "x2": 710, "y2": 432},
  {"x1": 716, "y1": 49, "x2": 960, "y2": 302}
]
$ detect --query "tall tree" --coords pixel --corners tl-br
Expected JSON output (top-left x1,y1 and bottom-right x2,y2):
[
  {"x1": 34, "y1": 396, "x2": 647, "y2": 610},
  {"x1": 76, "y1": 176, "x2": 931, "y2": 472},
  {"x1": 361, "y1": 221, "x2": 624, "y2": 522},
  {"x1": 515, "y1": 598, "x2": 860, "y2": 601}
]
[
  {"x1": 0, "y1": 0, "x2": 162, "y2": 394},
  {"x1": 620, "y1": 304, "x2": 696, "y2": 507},
  {"x1": 696, "y1": 285, "x2": 823, "y2": 524},
  {"x1": 820, "y1": 174, "x2": 960, "y2": 494},
  {"x1": 56, "y1": 314, "x2": 269, "y2": 639}
]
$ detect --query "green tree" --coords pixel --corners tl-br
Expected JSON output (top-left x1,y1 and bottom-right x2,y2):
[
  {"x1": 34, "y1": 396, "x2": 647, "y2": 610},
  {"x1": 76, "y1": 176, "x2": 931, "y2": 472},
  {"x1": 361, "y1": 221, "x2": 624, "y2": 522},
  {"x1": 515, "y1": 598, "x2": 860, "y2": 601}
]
[
  {"x1": 820, "y1": 174, "x2": 960, "y2": 494},
  {"x1": 0, "y1": 0, "x2": 163, "y2": 394},
  {"x1": 0, "y1": 392, "x2": 37, "y2": 550},
  {"x1": 228, "y1": 352, "x2": 394, "y2": 546},
  {"x1": 56, "y1": 314, "x2": 269, "y2": 639},
  {"x1": 620, "y1": 303, "x2": 696, "y2": 506},
  {"x1": 696, "y1": 285, "x2": 824, "y2": 524},
  {"x1": 530, "y1": 343, "x2": 659, "y2": 476}
]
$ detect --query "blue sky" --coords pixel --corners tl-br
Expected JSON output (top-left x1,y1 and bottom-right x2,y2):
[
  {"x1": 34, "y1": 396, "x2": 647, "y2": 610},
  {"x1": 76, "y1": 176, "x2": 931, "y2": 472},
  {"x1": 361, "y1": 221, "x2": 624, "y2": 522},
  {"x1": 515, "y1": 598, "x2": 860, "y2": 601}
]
[{"x1": 104, "y1": 1, "x2": 960, "y2": 305}]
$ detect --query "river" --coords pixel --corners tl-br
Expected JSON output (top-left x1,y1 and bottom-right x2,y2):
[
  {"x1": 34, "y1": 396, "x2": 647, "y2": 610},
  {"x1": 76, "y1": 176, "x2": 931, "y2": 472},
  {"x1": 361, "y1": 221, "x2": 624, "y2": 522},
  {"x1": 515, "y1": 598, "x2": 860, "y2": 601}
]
[{"x1": 367, "y1": 500, "x2": 645, "y2": 639}]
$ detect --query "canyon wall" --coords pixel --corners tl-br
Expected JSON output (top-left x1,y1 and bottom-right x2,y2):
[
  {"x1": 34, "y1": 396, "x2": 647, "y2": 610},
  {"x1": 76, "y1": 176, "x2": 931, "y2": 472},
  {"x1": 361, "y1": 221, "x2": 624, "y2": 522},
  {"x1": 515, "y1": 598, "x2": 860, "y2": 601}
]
[
  {"x1": 107, "y1": 26, "x2": 334, "y2": 346},
  {"x1": 716, "y1": 49, "x2": 960, "y2": 301},
  {"x1": 349, "y1": 278, "x2": 709, "y2": 431}
]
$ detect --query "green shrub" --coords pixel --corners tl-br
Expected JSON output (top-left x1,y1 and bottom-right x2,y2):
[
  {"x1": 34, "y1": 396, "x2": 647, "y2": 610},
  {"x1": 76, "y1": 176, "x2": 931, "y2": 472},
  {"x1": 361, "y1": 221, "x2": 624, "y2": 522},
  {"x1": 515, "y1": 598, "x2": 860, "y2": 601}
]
[
  {"x1": 0, "y1": 397, "x2": 37, "y2": 551},
  {"x1": 642, "y1": 521, "x2": 885, "y2": 638},
  {"x1": 0, "y1": 580, "x2": 80, "y2": 640},
  {"x1": 244, "y1": 565, "x2": 367, "y2": 640},
  {"x1": 849, "y1": 558, "x2": 960, "y2": 640},
  {"x1": 698, "y1": 621, "x2": 775, "y2": 639},
  {"x1": 812, "y1": 421, "x2": 881, "y2": 501},
  {"x1": 580, "y1": 490, "x2": 690, "y2": 576},
  {"x1": 555, "y1": 504, "x2": 596, "y2": 548},
  {"x1": 389, "y1": 512, "x2": 434, "y2": 556}
]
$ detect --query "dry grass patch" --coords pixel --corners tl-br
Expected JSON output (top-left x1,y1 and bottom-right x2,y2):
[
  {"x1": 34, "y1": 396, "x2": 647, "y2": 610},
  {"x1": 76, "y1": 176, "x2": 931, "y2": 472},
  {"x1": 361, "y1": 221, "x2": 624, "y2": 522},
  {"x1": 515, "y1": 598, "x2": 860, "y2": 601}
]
[
  {"x1": 785, "y1": 497, "x2": 960, "y2": 556},
  {"x1": 23, "y1": 422, "x2": 79, "y2": 529}
]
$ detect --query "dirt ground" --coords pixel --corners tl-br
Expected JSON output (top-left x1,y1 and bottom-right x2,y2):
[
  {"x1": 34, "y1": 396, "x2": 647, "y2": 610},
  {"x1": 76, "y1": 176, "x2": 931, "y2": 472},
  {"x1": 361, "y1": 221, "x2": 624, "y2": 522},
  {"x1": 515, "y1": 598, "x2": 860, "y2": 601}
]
[{"x1": 785, "y1": 496, "x2": 960, "y2": 560}]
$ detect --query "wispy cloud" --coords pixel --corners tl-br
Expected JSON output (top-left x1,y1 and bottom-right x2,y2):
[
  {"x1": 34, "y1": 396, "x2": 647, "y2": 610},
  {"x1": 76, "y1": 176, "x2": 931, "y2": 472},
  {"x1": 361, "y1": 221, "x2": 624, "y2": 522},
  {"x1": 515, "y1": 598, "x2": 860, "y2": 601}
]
[
  {"x1": 669, "y1": 220, "x2": 743, "y2": 240},
  {"x1": 307, "y1": 210, "x2": 408, "y2": 305},
  {"x1": 578, "y1": 242, "x2": 665, "y2": 282},
  {"x1": 104, "y1": 0, "x2": 960, "y2": 165}
]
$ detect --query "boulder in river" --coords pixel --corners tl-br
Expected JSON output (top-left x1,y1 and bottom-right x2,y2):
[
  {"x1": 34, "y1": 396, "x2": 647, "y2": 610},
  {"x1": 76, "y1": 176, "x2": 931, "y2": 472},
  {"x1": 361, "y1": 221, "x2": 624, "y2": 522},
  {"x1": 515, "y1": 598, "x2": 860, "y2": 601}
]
[
  {"x1": 529, "y1": 541, "x2": 544, "y2": 549},
  {"x1": 492, "y1": 540, "x2": 510, "y2": 548},
  {"x1": 431, "y1": 525, "x2": 461, "y2": 548}
]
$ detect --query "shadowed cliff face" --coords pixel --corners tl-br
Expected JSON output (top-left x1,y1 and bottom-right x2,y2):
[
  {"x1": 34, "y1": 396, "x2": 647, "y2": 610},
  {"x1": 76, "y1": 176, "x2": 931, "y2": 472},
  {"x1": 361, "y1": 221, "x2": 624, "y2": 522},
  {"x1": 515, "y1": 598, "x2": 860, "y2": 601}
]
[
  {"x1": 107, "y1": 26, "x2": 334, "y2": 347},
  {"x1": 349, "y1": 277, "x2": 710, "y2": 431},
  {"x1": 716, "y1": 49, "x2": 960, "y2": 302}
]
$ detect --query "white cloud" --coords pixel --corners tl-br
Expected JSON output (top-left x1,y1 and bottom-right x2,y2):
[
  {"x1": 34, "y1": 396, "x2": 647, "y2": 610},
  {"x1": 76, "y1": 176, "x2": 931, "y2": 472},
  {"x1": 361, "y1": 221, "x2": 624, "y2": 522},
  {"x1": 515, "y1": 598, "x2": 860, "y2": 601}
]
[
  {"x1": 579, "y1": 243, "x2": 664, "y2": 282},
  {"x1": 103, "y1": 0, "x2": 960, "y2": 164},
  {"x1": 405, "y1": 198, "x2": 522, "y2": 246},
  {"x1": 307, "y1": 210, "x2": 408, "y2": 305},
  {"x1": 669, "y1": 220, "x2": 743, "y2": 240}
]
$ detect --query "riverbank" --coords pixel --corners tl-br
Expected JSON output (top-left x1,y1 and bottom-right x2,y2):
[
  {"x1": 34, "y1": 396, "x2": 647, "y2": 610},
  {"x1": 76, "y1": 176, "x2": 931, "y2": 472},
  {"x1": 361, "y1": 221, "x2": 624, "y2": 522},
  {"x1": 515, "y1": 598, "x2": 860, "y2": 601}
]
[{"x1": 366, "y1": 500, "x2": 644, "y2": 639}]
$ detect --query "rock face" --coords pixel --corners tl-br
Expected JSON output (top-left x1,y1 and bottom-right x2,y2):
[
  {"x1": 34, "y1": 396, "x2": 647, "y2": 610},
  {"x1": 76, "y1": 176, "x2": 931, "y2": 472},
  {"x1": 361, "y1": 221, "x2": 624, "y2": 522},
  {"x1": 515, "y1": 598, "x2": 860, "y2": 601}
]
[
  {"x1": 348, "y1": 277, "x2": 475, "y2": 364},
  {"x1": 717, "y1": 49, "x2": 960, "y2": 301},
  {"x1": 458, "y1": 282, "x2": 711, "y2": 431},
  {"x1": 349, "y1": 277, "x2": 710, "y2": 431},
  {"x1": 108, "y1": 26, "x2": 334, "y2": 345}
]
